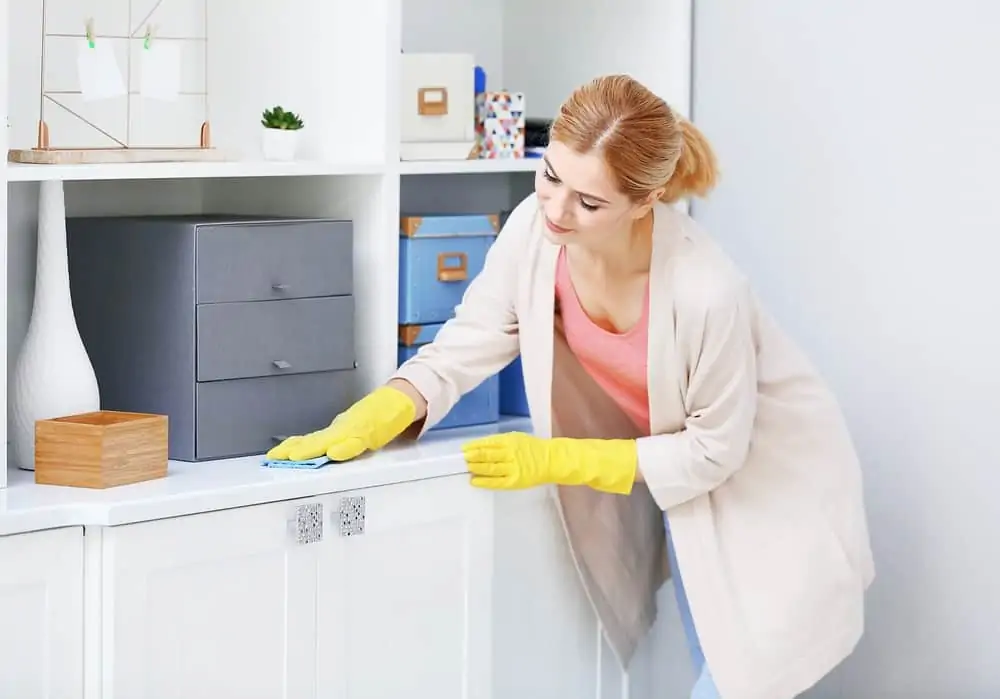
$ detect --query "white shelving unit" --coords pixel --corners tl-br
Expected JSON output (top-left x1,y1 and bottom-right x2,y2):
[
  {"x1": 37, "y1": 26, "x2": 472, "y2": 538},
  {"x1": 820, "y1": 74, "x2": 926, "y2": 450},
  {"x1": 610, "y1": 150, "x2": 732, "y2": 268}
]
[{"x1": 3, "y1": 0, "x2": 691, "y2": 485}]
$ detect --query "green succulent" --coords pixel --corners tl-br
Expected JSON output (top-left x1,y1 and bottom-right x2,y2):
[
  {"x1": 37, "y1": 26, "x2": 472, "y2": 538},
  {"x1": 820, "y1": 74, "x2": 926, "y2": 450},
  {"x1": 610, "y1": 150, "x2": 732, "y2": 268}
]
[{"x1": 261, "y1": 106, "x2": 304, "y2": 131}]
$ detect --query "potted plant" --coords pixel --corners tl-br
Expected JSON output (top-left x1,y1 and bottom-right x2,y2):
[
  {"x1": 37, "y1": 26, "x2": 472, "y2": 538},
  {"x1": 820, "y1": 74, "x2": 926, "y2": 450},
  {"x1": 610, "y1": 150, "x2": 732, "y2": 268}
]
[{"x1": 260, "y1": 105, "x2": 305, "y2": 161}]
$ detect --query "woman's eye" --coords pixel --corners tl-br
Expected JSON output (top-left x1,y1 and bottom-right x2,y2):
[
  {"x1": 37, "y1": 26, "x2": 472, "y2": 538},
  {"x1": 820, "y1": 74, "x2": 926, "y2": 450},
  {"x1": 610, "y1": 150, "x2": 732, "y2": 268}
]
[
  {"x1": 580, "y1": 199, "x2": 599, "y2": 212},
  {"x1": 543, "y1": 169, "x2": 559, "y2": 183}
]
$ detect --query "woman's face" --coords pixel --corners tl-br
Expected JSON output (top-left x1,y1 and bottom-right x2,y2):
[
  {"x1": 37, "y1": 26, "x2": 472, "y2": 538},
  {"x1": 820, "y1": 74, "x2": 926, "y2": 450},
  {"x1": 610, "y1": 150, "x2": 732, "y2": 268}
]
[{"x1": 534, "y1": 140, "x2": 654, "y2": 247}]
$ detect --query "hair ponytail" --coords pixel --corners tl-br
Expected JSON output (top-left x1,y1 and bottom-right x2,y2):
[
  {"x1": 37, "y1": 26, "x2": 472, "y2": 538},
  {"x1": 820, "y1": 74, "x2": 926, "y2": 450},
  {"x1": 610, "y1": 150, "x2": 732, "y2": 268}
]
[{"x1": 660, "y1": 119, "x2": 719, "y2": 203}]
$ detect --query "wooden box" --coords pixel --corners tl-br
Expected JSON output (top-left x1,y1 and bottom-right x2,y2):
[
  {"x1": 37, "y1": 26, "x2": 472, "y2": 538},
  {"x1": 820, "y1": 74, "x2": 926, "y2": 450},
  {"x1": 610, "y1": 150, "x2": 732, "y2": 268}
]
[{"x1": 34, "y1": 411, "x2": 169, "y2": 489}]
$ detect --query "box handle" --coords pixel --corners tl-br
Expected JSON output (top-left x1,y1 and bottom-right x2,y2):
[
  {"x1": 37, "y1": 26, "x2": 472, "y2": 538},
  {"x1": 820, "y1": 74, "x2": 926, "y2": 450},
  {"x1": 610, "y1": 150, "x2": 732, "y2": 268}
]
[
  {"x1": 273, "y1": 359, "x2": 292, "y2": 370},
  {"x1": 417, "y1": 87, "x2": 449, "y2": 116},
  {"x1": 437, "y1": 252, "x2": 468, "y2": 282}
]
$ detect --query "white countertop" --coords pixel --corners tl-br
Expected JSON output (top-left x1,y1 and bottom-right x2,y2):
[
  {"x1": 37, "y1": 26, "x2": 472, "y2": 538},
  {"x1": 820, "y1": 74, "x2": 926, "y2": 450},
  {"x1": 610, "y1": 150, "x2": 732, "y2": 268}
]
[{"x1": 0, "y1": 418, "x2": 532, "y2": 536}]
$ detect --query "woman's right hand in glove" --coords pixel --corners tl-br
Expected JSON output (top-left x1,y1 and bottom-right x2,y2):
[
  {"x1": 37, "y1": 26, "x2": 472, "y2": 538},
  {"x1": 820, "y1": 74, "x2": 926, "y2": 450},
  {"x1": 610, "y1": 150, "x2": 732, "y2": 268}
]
[{"x1": 266, "y1": 383, "x2": 419, "y2": 462}]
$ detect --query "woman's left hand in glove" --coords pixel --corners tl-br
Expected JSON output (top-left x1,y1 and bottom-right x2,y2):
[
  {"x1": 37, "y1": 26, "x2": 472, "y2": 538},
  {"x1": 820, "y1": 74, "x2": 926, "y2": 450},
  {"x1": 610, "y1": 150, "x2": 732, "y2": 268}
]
[{"x1": 461, "y1": 431, "x2": 638, "y2": 494}]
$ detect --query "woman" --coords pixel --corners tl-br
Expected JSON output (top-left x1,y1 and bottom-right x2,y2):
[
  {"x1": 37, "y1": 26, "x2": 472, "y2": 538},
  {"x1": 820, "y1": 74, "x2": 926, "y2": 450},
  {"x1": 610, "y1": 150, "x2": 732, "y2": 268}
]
[{"x1": 269, "y1": 75, "x2": 875, "y2": 699}]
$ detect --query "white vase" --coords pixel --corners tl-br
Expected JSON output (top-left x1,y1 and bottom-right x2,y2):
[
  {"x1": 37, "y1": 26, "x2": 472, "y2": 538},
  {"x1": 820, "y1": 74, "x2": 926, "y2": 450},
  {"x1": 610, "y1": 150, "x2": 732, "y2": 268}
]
[
  {"x1": 261, "y1": 128, "x2": 301, "y2": 161},
  {"x1": 10, "y1": 180, "x2": 100, "y2": 470}
]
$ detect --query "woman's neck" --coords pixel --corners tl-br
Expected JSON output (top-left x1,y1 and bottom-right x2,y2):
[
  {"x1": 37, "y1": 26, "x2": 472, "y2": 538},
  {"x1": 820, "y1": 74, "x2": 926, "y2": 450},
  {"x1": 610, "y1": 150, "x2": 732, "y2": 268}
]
[{"x1": 571, "y1": 210, "x2": 654, "y2": 278}]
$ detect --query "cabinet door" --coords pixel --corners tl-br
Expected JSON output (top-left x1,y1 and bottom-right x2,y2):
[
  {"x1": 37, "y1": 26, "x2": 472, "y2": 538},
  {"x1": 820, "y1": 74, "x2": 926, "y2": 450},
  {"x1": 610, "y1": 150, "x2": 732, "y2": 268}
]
[
  {"x1": 316, "y1": 475, "x2": 494, "y2": 699},
  {"x1": 491, "y1": 487, "x2": 607, "y2": 698},
  {"x1": 0, "y1": 527, "x2": 84, "y2": 699},
  {"x1": 492, "y1": 489, "x2": 689, "y2": 699},
  {"x1": 103, "y1": 498, "x2": 326, "y2": 699}
]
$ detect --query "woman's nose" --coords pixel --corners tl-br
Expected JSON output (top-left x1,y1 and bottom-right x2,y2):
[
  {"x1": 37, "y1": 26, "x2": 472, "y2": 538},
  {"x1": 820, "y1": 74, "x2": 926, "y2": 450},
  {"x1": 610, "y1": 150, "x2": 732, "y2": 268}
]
[{"x1": 549, "y1": 199, "x2": 572, "y2": 225}]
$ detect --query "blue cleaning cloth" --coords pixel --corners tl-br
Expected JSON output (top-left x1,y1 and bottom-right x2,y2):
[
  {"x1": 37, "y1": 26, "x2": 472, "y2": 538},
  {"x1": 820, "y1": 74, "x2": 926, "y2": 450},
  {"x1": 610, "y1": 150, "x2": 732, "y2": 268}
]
[{"x1": 261, "y1": 455, "x2": 331, "y2": 469}]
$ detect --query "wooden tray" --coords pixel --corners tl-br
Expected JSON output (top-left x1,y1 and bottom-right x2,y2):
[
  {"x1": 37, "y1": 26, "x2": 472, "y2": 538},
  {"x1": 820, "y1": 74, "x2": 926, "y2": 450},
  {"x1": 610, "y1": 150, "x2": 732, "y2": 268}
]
[
  {"x1": 8, "y1": 146, "x2": 226, "y2": 165},
  {"x1": 7, "y1": 120, "x2": 225, "y2": 165}
]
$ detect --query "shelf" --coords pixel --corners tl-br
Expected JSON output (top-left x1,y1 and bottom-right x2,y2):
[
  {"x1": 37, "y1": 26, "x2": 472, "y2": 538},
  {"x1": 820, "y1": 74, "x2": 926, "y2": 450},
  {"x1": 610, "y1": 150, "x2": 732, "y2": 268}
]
[
  {"x1": 3, "y1": 157, "x2": 541, "y2": 182},
  {"x1": 5, "y1": 159, "x2": 386, "y2": 183},
  {"x1": 398, "y1": 158, "x2": 540, "y2": 176}
]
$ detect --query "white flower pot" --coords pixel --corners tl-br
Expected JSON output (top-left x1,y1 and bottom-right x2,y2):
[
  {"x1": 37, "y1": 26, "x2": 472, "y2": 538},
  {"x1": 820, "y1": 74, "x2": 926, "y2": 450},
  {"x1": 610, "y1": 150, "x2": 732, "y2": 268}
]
[
  {"x1": 10, "y1": 180, "x2": 100, "y2": 470},
  {"x1": 261, "y1": 128, "x2": 301, "y2": 161}
]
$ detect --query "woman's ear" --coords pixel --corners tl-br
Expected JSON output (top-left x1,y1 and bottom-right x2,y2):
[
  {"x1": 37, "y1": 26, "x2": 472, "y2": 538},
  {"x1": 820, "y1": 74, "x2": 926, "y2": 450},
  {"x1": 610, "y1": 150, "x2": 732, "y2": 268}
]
[{"x1": 631, "y1": 188, "x2": 664, "y2": 220}]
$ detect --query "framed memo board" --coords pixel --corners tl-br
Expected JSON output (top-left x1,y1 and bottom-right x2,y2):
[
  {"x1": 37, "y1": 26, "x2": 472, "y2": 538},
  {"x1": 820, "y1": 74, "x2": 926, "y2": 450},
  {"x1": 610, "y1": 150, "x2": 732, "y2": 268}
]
[{"x1": 8, "y1": 0, "x2": 223, "y2": 164}]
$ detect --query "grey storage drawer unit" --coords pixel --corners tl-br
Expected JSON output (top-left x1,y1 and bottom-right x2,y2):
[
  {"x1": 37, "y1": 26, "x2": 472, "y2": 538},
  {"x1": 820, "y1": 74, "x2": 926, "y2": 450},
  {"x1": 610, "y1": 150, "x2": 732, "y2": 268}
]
[{"x1": 66, "y1": 215, "x2": 357, "y2": 462}]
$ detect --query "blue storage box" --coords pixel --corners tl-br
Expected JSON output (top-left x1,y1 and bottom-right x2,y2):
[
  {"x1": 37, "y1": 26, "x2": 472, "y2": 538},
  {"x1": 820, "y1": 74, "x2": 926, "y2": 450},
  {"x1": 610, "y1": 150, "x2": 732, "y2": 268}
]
[
  {"x1": 399, "y1": 213, "x2": 500, "y2": 325},
  {"x1": 398, "y1": 322, "x2": 500, "y2": 431},
  {"x1": 499, "y1": 355, "x2": 530, "y2": 416}
]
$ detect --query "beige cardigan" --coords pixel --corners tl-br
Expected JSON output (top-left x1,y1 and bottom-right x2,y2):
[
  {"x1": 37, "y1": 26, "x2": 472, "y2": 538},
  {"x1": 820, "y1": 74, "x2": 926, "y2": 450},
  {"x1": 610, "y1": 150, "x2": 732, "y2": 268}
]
[{"x1": 394, "y1": 194, "x2": 875, "y2": 699}]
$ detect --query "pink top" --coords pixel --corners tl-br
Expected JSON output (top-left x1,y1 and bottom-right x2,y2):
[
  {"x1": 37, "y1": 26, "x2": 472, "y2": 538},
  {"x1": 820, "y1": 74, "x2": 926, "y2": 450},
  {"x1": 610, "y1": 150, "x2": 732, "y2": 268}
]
[{"x1": 555, "y1": 247, "x2": 651, "y2": 434}]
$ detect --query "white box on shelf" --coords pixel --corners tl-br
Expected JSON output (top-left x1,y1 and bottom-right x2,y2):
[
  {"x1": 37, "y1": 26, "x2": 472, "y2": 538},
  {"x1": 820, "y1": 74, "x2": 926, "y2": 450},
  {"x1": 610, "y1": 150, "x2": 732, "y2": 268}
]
[{"x1": 400, "y1": 52, "x2": 476, "y2": 161}]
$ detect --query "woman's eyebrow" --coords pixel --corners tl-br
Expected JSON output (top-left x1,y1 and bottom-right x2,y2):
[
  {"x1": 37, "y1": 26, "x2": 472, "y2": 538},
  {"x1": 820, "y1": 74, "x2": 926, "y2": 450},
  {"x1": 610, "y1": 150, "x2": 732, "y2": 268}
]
[{"x1": 543, "y1": 156, "x2": 611, "y2": 204}]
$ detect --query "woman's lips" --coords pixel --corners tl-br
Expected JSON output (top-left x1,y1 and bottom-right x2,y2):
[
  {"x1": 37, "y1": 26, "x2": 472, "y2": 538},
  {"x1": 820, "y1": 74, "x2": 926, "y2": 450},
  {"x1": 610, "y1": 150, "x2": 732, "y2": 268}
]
[{"x1": 545, "y1": 216, "x2": 573, "y2": 234}]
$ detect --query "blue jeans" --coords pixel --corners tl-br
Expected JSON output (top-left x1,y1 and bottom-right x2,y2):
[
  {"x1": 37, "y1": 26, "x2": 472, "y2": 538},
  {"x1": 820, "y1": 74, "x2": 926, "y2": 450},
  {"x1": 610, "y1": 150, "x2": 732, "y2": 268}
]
[{"x1": 665, "y1": 513, "x2": 721, "y2": 699}]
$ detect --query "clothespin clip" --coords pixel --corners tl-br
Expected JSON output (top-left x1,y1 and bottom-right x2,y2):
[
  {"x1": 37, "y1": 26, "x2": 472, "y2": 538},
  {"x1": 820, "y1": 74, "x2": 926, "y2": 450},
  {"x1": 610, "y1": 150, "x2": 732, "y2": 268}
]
[
  {"x1": 143, "y1": 25, "x2": 153, "y2": 50},
  {"x1": 85, "y1": 18, "x2": 95, "y2": 49}
]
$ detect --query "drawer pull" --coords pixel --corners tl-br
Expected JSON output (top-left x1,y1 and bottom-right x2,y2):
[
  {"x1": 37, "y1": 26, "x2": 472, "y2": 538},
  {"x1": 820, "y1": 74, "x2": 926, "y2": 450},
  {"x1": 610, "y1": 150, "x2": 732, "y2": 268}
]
[
  {"x1": 437, "y1": 252, "x2": 468, "y2": 282},
  {"x1": 417, "y1": 86, "x2": 449, "y2": 116},
  {"x1": 272, "y1": 283, "x2": 290, "y2": 292},
  {"x1": 273, "y1": 359, "x2": 292, "y2": 370},
  {"x1": 338, "y1": 496, "x2": 366, "y2": 537},
  {"x1": 294, "y1": 503, "x2": 324, "y2": 545},
  {"x1": 271, "y1": 434, "x2": 289, "y2": 443}
]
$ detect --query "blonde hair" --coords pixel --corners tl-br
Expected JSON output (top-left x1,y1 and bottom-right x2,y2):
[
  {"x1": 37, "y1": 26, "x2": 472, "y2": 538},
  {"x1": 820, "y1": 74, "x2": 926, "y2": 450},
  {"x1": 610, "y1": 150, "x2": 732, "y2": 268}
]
[{"x1": 549, "y1": 74, "x2": 719, "y2": 204}]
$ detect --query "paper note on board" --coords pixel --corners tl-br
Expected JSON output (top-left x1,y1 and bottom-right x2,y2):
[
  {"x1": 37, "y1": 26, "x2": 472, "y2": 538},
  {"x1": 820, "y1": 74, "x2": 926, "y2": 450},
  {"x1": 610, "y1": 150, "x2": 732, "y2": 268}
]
[
  {"x1": 77, "y1": 40, "x2": 127, "y2": 101},
  {"x1": 140, "y1": 42, "x2": 181, "y2": 102}
]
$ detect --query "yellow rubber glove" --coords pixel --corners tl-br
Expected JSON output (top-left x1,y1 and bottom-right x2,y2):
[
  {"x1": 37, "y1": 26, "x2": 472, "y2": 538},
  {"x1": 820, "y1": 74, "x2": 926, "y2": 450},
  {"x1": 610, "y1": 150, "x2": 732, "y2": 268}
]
[
  {"x1": 462, "y1": 431, "x2": 637, "y2": 495},
  {"x1": 266, "y1": 385, "x2": 416, "y2": 462}
]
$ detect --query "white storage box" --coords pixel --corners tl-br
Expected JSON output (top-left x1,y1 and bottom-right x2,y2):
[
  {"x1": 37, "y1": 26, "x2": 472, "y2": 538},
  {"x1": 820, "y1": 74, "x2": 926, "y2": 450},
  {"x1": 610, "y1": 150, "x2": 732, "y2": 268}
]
[{"x1": 400, "y1": 53, "x2": 476, "y2": 161}]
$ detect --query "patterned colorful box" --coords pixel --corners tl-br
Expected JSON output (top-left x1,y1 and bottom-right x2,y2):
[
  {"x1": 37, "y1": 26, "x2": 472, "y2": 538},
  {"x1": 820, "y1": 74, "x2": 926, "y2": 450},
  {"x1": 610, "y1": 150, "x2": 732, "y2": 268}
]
[{"x1": 476, "y1": 91, "x2": 526, "y2": 159}]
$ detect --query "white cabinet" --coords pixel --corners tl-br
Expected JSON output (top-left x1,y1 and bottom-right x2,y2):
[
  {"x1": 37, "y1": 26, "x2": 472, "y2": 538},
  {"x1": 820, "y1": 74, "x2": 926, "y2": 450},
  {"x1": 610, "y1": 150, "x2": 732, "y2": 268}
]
[
  {"x1": 0, "y1": 526, "x2": 85, "y2": 699},
  {"x1": 99, "y1": 474, "x2": 493, "y2": 699},
  {"x1": 0, "y1": 472, "x2": 680, "y2": 699}
]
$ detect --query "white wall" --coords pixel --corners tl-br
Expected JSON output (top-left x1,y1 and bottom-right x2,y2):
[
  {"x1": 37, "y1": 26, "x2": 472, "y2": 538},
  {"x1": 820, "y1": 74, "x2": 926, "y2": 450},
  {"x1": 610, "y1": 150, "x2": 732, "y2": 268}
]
[
  {"x1": 402, "y1": 0, "x2": 504, "y2": 87},
  {"x1": 691, "y1": 2, "x2": 1000, "y2": 696},
  {"x1": 502, "y1": 0, "x2": 690, "y2": 119}
]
